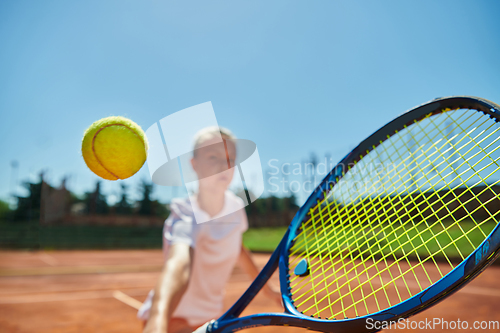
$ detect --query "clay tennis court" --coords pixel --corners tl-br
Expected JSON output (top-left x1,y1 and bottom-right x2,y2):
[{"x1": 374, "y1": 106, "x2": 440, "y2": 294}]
[{"x1": 0, "y1": 250, "x2": 498, "y2": 333}]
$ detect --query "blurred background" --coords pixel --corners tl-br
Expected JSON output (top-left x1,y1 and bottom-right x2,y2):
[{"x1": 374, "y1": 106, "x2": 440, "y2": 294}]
[
  {"x1": 1, "y1": 1, "x2": 499, "y2": 332},
  {"x1": 1, "y1": 0, "x2": 499, "y2": 249}
]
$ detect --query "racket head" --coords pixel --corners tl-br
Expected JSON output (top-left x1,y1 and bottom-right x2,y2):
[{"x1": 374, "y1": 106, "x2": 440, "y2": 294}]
[
  {"x1": 202, "y1": 96, "x2": 500, "y2": 333},
  {"x1": 279, "y1": 96, "x2": 500, "y2": 331}
]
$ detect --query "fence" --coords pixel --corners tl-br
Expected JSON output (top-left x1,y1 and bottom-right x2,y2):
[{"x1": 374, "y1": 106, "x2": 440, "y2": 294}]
[{"x1": 0, "y1": 223, "x2": 163, "y2": 249}]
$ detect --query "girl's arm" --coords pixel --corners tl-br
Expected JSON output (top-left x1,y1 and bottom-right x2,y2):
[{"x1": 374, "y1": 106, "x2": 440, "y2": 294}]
[
  {"x1": 238, "y1": 245, "x2": 282, "y2": 306},
  {"x1": 143, "y1": 243, "x2": 193, "y2": 333}
]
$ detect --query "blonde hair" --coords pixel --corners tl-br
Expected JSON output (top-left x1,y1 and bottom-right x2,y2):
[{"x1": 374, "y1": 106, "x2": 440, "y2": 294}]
[{"x1": 192, "y1": 126, "x2": 237, "y2": 156}]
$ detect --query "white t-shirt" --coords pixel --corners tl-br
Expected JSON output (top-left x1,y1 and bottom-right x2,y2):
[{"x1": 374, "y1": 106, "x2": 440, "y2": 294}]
[{"x1": 137, "y1": 191, "x2": 248, "y2": 326}]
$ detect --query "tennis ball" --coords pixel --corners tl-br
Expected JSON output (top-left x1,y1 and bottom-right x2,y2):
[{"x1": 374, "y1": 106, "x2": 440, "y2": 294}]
[{"x1": 81, "y1": 116, "x2": 148, "y2": 180}]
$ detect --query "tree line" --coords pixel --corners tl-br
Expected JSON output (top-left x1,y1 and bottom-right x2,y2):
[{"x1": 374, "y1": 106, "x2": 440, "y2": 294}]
[
  {"x1": 0, "y1": 173, "x2": 300, "y2": 226},
  {"x1": 0, "y1": 173, "x2": 169, "y2": 224}
]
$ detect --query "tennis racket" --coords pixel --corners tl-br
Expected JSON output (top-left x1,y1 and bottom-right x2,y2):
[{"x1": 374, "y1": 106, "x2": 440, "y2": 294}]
[{"x1": 195, "y1": 96, "x2": 500, "y2": 333}]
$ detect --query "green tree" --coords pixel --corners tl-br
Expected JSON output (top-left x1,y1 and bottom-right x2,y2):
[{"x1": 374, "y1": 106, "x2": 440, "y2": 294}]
[
  {"x1": 84, "y1": 181, "x2": 109, "y2": 214},
  {"x1": 267, "y1": 195, "x2": 283, "y2": 212},
  {"x1": 115, "y1": 183, "x2": 132, "y2": 215},
  {"x1": 283, "y1": 194, "x2": 299, "y2": 212},
  {"x1": 12, "y1": 174, "x2": 44, "y2": 222},
  {"x1": 153, "y1": 200, "x2": 170, "y2": 219},
  {"x1": 138, "y1": 179, "x2": 153, "y2": 215},
  {"x1": 0, "y1": 199, "x2": 12, "y2": 223}
]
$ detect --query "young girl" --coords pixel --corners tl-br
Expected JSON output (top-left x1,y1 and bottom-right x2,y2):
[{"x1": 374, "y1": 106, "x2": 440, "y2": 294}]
[{"x1": 139, "y1": 127, "x2": 280, "y2": 333}]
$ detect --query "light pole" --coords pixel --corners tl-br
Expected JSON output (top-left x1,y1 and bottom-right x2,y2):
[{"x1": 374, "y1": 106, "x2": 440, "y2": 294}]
[{"x1": 10, "y1": 160, "x2": 19, "y2": 216}]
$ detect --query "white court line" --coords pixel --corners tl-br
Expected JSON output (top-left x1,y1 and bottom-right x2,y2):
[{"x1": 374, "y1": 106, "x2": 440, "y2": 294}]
[
  {"x1": 113, "y1": 290, "x2": 143, "y2": 310},
  {"x1": 38, "y1": 253, "x2": 58, "y2": 266},
  {"x1": 0, "y1": 288, "x2": 149, "y2": 304},
  {"x1": 0, "y1": 264, "x2": 163, "y2": 277}
]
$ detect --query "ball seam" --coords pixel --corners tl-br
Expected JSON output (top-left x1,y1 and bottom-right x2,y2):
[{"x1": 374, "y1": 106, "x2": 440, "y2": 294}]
[{"x1": 91, "y1": 123, "x2": 144, "y2": 180}]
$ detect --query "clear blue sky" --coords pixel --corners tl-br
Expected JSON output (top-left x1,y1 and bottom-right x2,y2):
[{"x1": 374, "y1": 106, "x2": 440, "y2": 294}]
[{"x1": 1, "y1": 0, "x2": 499, "y2": 206}]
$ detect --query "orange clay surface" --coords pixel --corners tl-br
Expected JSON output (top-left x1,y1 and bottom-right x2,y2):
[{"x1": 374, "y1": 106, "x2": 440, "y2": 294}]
[{"x1": 0, "y1": 250, "x2": 499, "y2": 333}]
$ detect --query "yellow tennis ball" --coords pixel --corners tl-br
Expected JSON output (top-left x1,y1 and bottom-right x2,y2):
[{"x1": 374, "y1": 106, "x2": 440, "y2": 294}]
[{"x1": 81, "y1": 116, "x2": 148, "y2": 180}]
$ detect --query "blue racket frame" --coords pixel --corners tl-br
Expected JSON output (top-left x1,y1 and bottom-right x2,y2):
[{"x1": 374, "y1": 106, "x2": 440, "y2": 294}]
[{"x1": 205, "y1": 96, "x2": 500, "y2": 333}]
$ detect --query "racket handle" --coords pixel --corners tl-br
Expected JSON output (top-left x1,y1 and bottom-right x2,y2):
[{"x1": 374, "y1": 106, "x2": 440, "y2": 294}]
[{"x1": 192, "y1": 320, "x2": 211, "y2": 333}]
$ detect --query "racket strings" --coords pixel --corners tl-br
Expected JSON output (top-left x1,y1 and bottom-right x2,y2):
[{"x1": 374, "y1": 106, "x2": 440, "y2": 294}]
[
  {"x1": 390, "y1": 115, "x2": 499, "y2": 261},
  {"x1": 294, "y1": 116, "x2": 500, "y2": 314},
  {"x1": 289, "y1": 110, "x2": 474, "y2": 265},
  {"x1": 289, "y1": 110, "x2": 463, "y2": 257},
  {"x1": 290, "y1": 112, "x2": 496, "y2": 286},
  {"x1": 292, "y1": 162, "x2": 496, "y2": 316},
  {"x1": 287, "y1": 108, "x2": 500, "y2": 319},
  {"x1": 292, "y1": 162, "x2": 498, "y2": 300},
  {"x1": 300, "y1": 114, "x2": 500, "y2": 314},
  {"x1": 290, "y1": 111, "x2": 500, "y2": 263}
]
